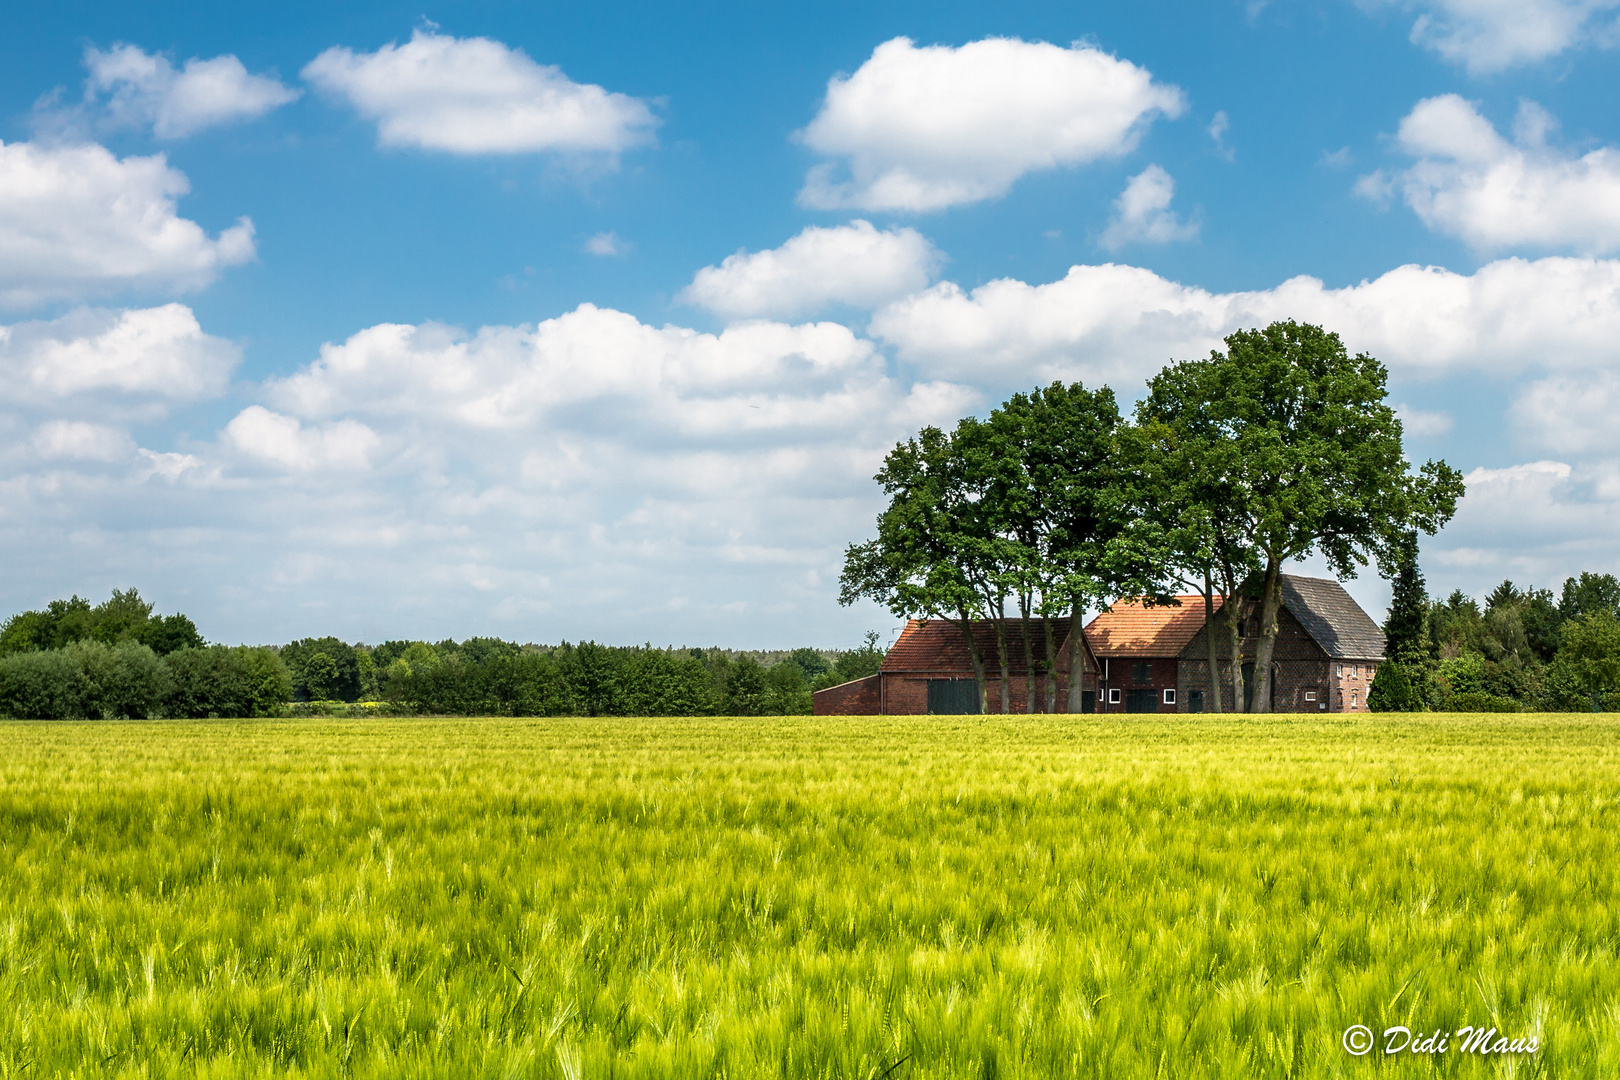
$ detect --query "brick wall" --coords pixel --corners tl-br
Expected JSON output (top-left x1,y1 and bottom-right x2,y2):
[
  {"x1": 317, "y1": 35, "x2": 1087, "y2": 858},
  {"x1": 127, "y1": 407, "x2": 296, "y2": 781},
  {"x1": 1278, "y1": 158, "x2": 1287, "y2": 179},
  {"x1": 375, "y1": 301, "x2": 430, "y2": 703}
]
[
  {"x1": 1093, "y1": 656, "x2": 1179, "y2": 713},
  {"x1": 811, "y1": 674, "x2": 880, "y2": 715},
  {"x1": 1327, "y1": 659, "x2": 1377, "y2": 712},
  {"x1": 879, "y1": 670, "x2": 1086, "y2": 714}
]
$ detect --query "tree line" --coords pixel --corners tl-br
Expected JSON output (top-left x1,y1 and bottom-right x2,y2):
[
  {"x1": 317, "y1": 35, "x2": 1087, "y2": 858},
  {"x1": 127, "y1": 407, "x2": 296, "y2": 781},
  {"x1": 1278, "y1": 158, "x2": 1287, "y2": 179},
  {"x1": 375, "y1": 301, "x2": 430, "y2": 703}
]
[
  {"x1": 0, "y1": 591, "x2": 884, "y2": 719},
  {"x1": 841, "y1": 321, "x2": 1467, "y2": 713},
  {"x1": 1371, "y1": 565, "x2": 1620, "y2": 712}
]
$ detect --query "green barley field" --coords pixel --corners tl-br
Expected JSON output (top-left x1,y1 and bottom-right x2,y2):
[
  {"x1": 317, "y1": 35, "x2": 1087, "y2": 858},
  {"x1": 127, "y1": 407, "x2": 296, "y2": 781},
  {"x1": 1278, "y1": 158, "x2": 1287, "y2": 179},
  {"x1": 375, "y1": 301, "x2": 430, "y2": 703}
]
[{"x1": 2, "y1": 715, "x2": 1616, "y2": 1078}]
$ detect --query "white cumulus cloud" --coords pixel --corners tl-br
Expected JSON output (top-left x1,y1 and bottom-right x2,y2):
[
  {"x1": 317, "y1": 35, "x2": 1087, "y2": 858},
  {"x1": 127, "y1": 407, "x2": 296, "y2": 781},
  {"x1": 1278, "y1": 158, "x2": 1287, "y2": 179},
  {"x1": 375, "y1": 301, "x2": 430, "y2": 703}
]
[
  {"x1": 32, "y1": 420, "x2": 134, "y2": 462},
  {"x1": 1099, "y1": 165, "x2": 1199, "y2": 251},
  {"x1": 681, "y1": 221, "x2": 944, "y2": 321},
  {"x1": 0, "y1": 141, "x2": 254, "y2": 309},
  {"x1": 303, "y1": 29, "x2": 658, "y2": 156},
  {"x1": 1368, "y1": 0, "x2": 1620, "y2": 73},
  {"x1": 1362, "y1": 95, "x2": 1620, "y2": 253},
  {"x1": 870, "y1": 255, "x2": 1620, "y2": 388},
  {"x1": 80, "y1": 43, "x2": 299, "y2": 138},
  {"x1": 797, "y1": 36, "x2": 1185, "y2": 212},
  {"x1": 1516, "y1": 371, "x2": 1620, "y2": 455},
  {"x1": 224, "y1": 406, "x2": 380, "y2": 472},
  {"x1": 0, "y1": 304, "x2": 238, "y2": 403}
]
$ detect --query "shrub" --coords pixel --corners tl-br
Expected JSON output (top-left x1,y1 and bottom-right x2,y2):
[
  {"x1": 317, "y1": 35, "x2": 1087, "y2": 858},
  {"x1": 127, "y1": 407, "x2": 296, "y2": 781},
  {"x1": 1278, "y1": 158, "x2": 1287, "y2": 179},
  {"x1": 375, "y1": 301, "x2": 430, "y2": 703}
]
[
  {"x1": 1367, "y1": 661, "x2": 1423, "y2": 712},
  {"x1": 165, "y1": 646, "x2": 292, "y2": 718},
  {"x1": 0, "y1": 640, "x2": 168, "y2": 719},
  {"x1": 1449, "y1": 691, "x2": 1521, "y2": 713}
]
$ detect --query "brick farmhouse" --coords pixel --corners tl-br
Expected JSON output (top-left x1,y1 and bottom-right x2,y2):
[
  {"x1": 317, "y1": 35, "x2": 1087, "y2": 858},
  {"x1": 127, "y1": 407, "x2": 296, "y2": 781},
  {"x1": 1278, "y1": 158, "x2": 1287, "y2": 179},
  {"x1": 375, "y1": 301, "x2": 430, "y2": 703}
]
[
  {"x1": 813, "y1": 574, "x2": 1384, "y2": 715},
  {"x1": 812, "y1": 616, "x2": 1099, "y2": 716}
]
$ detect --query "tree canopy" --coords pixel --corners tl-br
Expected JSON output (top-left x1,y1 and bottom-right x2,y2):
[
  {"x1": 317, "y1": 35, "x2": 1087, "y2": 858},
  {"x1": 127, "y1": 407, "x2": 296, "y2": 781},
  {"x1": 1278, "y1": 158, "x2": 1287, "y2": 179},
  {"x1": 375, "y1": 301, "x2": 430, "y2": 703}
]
[{"x1": 1135, "y1": 322, "x2": 1465, "y2": 711}]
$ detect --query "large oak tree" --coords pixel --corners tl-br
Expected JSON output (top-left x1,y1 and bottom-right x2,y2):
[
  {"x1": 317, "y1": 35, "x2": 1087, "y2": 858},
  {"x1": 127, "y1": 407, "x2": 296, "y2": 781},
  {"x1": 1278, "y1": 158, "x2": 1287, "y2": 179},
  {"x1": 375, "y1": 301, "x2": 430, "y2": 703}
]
[{"x1": 1136, "y1": 322, "x2": 1465, "y2": 711}]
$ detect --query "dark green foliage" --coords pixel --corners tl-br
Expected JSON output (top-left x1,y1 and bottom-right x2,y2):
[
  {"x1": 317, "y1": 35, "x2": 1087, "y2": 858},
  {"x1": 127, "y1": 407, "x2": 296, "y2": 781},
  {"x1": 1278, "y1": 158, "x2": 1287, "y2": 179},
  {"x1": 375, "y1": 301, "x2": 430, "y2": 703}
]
[
  {"x1": 1137, "y1": 322, "x2": 1463, "y2": 712},
  {"x1": 0, "y1": 589, "x2": 204, "y2": 657},
  {"x1": 1559, "y1": 572, "x2": 1620, "y2": 622},
  {"x1": 164, "y1": 646, "x2": 293, "y2": 718},
  {"x1": 385, "y1": 639, "x2": 819, "y2": 717},
  {"x1": 0, "y1": 640, "x2": 170, "y2": 719},
  {"x1": 280, "y1": 636, "x2": 363, "y2": 702},
  {"x1": 1381, "y1": 534, "x2": 1428, "y2": 662},
  {"x1": 724, "y1": 656, "x2": 768, "y2": 716},
  {"x1": 1549, "y1": 610, "x2": 1620, "y2": 711},
  {"x1": 786, "y1": 647, "x2": 831, "y2": 682},
  {"x1": 1448, "y1": 692, "x2": 1521, "y2": 713},
  {"x1": 134, "y1": 613, "x2": 206, "y2": 655},
  {"x1": 1366, "y1": 660, "x2": 1422, "y2": 712}
]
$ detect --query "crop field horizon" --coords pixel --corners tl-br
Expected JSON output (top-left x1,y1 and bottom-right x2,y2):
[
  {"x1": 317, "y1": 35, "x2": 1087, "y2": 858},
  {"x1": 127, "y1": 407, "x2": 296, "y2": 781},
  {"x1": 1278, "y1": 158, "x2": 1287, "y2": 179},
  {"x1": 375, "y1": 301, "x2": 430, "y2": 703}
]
[{"x1": 2, "y1": 714, "x2": 1616, "y2": 1078}]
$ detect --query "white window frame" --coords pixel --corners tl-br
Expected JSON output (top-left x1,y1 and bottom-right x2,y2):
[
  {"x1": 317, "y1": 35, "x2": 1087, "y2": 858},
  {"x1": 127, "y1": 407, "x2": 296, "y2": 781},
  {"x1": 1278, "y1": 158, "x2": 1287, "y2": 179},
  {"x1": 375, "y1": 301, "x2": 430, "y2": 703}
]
[
  {"x1": 1108, "y1": 688, "x2": 1121, "y2": 704},
  {"x1": 1304, "y1": 690, "x2": 1316, "y2": 702},
  {"x1": 1163, "y1": 688, "x2": 1176, "y2": 705}
]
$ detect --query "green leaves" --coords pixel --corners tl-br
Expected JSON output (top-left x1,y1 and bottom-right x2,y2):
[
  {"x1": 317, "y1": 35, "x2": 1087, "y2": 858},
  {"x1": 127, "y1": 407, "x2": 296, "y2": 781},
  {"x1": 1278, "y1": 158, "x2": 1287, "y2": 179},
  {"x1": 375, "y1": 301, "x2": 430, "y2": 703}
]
[{"x1": 1138, "y1": 321, "x2": 1463, "y2": 579}]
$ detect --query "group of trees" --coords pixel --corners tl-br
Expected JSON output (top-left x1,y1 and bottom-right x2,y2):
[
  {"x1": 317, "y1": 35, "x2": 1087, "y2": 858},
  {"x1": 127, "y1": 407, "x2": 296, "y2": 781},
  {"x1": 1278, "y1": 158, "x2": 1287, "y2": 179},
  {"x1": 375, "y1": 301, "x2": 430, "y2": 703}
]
[
  {"x1": 842, "y1": 321, "x2": 1466, "y2": 713},
  {"x1": 1370, "y1": 566, "x2": 1620, "y2": 712},
  {"x1": 0, "y1": 590, "x2": 884, "y2": 719},
  {"x1": 276, "y1": 635, "x2": 883, "y2": 717}
]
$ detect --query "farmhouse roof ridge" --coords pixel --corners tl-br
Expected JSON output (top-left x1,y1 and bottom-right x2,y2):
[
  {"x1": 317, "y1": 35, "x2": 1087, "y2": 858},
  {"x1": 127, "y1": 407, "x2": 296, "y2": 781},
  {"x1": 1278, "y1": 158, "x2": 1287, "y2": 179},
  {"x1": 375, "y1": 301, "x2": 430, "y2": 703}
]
[{"x1": 880, "y1": 616, "x2": 1079, "y2": 674}]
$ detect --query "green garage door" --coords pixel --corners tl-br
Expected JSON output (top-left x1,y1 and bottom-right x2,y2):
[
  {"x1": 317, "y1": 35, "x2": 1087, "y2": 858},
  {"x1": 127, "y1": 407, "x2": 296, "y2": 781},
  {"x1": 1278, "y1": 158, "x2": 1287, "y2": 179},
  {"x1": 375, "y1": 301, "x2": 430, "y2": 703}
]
[
  {"x1": 927, "y1": 679, "x2": 980, "y2": 714},
  {"x1": 1125, "y1": 688, "x2": 1159, "y2": 713}
]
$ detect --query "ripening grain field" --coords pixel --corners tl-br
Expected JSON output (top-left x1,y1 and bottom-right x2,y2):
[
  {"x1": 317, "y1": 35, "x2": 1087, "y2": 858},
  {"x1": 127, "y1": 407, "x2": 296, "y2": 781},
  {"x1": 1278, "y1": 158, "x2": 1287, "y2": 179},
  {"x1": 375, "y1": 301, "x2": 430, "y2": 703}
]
[{"x1": 1, "y1": 716, "x2": 1616, "y2": 1079}]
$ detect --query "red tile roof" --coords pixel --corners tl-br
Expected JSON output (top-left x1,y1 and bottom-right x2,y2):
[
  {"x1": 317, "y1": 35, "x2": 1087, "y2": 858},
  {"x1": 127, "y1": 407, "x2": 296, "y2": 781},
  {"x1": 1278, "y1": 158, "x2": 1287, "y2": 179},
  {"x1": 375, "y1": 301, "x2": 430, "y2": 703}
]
[
  {"x1": 881, "y1": 617, "x2": 1084, "y2": 674},
  {"x1": 1084, "y1": 595, "x2": 1221, "y2": 657}
]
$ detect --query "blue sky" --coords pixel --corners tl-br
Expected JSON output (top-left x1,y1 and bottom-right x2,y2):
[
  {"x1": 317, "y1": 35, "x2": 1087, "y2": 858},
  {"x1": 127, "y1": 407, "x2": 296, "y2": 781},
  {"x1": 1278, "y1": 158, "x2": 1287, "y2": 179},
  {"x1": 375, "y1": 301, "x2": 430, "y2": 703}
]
[{"x1": 4, "y1": 0, "x2": 1620, "y2": 648}]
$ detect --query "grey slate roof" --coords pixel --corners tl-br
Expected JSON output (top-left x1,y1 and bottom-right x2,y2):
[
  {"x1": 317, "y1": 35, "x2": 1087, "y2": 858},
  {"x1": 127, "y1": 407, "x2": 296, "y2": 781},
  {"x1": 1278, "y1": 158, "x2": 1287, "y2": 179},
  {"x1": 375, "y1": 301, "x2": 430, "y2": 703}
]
[{"x1": 1280, "y1": 575, "x2": 1386, "y2": 660}]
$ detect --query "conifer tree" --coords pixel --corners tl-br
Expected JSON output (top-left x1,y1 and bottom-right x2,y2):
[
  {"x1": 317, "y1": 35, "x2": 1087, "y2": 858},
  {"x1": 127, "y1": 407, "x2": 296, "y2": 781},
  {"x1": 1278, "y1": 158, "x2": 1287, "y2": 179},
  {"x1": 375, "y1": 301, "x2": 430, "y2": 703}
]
[{"x1": 1383, "y1": 532, "x2": 1429, "y2": 662}]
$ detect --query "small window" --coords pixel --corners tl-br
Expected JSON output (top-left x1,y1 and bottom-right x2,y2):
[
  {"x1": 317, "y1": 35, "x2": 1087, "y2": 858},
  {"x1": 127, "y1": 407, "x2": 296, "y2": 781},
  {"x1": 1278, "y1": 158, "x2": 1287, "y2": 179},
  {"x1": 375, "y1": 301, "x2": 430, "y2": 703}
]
[
  {"x1": 1163, "y1": 688, "x2": 1176, "y2": 705},
  {"x1": 1304, "y1": 690, "x2": 1316, "y2": 702},
  {"x1": 1352, "y1": 665, "x2": 1360, "y2": 679},
  {"x1": 1336, "y1": 664, "x2": 1344, "y2": 677},
  {"x1": 1108, "y1": 688, "x2": 1121, "y2": 704},
  {"x1": 1131, "y1": 661, "x2": 1151, "y2": 684},
  {"x1": 1351, "y1": 690, "x2": 1359, "y2": 708}
]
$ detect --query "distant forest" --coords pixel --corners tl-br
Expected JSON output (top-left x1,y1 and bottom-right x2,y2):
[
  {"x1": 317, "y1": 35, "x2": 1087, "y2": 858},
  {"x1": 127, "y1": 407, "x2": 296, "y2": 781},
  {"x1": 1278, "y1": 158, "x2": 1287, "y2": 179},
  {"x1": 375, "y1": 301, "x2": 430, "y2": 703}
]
[
  {"x1": 1374, "y1": 566, "x2": 1620, "y2": 713},
  {"x1": 3, "y1": 567, "x2": 1618, "y2": 718},
  {"x1": 0, "y1": 589, "x2": 884, "y2": 720}
]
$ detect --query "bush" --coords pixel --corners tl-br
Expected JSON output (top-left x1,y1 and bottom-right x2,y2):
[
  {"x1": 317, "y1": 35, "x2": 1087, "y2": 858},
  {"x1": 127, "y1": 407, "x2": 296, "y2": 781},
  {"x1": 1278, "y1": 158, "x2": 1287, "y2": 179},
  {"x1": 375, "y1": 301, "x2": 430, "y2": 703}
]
[
  {"x1": 1367, "y1": 661, "x2": 1423, "y2": 712},
  {"x1": 165, "y1": 646, "x2": 292, "y2": 718},
  {"x1": 0, "y1": 640, "x2": 169, "y2": 719},
  {"x1": 1448, "y1": 691, "x2": 1521, "y2": 713}
]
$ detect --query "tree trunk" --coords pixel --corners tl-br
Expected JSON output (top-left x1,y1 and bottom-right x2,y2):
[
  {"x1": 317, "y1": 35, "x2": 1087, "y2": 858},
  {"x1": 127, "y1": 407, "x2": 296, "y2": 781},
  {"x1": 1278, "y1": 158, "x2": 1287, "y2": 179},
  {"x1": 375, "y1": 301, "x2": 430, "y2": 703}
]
[
  {"x1": 1067, "y1": 603, "x2": 1085, "y2": 713},
  {"x1": 992, "y1": 602, "x2": 1012, "y2": 714},
  {"x1": 954, "y1": 603, "x2": 989, "y2": 714},
  {"x1": 1228, "y1": 602, "x2": 1245, "y2": 712},
  {"x1": 1251, "y1": 558, "x2": 1284, "y2": 713},
  {"x1": 1018, "y1": 591, "x2": 1038, "y2": 714},
  {"x1": 1041, "y1": 614, "x2": 1059, "y2": 714},
  {"x1": 1203, "y1": 568, "x2": 1223, "y2": 713}
]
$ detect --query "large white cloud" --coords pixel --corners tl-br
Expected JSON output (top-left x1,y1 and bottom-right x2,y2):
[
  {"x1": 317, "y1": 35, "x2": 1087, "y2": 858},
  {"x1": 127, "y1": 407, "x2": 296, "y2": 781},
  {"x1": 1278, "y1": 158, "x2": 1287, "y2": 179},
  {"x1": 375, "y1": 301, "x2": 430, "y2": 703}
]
[
  {"x1": 1426, "y1": 460, "x2": 1620, "y2": 585},
  {"x1": 797, "y1": 37, "x2": 1184, "y2": 212},
  {"x1": 1361, "y1": 95, "x2": 1620, "y2": 253},
  {"x1": 0, "y1": 141, "x2": 254, "y2": 308},
  {"x1": 303, "y1": 29, "x2": 658, "y2": 156},
  {"x1": 1516, "y1": 372, "x2": 1620, "y2": 455},
  {"x1": 43, "y1": 305, "x2": 961, "y2": 642},
  {"x1": 1368, "y1": 0, "x2": 1620, "y2": 73},
  {"x1": 0, "y1": 304, "x2": 238, "y2": 403},
  {"x1": 681, "y1": 221, "x2": 944, "y2": 320},
  {"x1": 81, "y1": 43, "x2": 300, "y2": 138},
  {"x1": 870, "y1": 255, "x2": 1620, "y2": 388}
]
